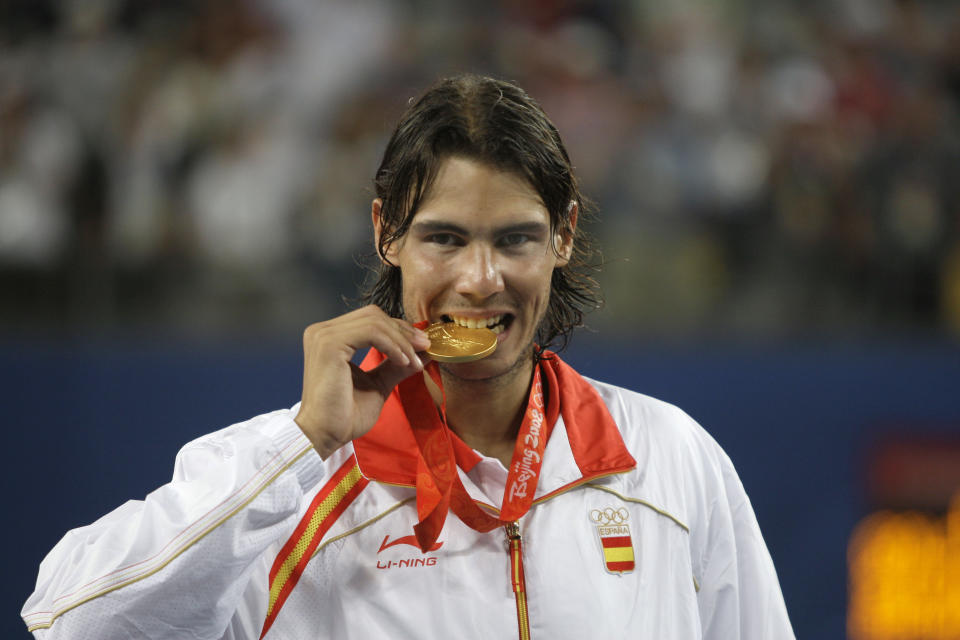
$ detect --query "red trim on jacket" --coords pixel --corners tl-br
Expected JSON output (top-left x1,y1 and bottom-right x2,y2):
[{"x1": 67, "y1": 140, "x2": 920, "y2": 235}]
[{"x1": 260, "y1": 456, "x2": 368, "y2": 638}]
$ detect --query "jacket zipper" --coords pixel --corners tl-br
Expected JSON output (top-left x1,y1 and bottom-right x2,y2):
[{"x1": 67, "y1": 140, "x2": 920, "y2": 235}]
[{"x1": 505, "y1": 522, "x2": 531, "y2": 640}]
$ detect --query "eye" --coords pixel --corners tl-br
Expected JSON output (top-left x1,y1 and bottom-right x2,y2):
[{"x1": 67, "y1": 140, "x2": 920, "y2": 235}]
[
  {"x1": 497, "y1": 233, "x2": 532, "y2": 248},
  {"x1": 425, "y1": 233, "x2": 463, "y2": 247}
]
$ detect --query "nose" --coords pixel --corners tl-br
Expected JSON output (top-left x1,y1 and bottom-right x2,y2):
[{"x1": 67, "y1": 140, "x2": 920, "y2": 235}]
[{"x1": 453, "y1": 243, "x2": 504, "y2": 300}]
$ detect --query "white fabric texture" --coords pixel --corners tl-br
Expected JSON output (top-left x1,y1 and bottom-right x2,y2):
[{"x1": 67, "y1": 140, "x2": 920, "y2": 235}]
[{"x1": 23, "y1": 378, "x2": 794, "y2": 639}]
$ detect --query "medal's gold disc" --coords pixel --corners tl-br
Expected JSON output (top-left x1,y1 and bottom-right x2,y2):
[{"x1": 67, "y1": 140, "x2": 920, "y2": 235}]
[{"x1": 425, "y1": 322, "x2": 498, "y2": 363}]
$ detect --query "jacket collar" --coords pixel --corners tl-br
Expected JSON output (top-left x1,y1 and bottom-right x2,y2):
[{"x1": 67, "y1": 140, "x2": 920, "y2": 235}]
[{"x1": 352, "y1": 349, "x2": 636, "y2": 493}]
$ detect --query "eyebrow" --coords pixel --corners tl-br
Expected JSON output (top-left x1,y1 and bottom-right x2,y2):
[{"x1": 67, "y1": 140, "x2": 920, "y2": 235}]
[{"x1": 410, "y1": 220, "x2": 549, "y2": 236}]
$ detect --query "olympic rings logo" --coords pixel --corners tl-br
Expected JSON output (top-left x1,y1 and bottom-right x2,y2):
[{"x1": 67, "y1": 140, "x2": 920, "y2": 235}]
[{"x1": 589, "y1": 507, "x2": 629, "y2": 526}]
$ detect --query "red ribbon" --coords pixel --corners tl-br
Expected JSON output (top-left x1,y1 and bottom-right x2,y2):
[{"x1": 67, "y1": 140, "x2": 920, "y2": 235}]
[{"x1": 397, "y1": 357, "x2": 556, "y2": 552}]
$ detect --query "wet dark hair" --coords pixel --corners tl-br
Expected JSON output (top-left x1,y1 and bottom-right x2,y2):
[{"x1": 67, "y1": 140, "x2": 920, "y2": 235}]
[{"x1": 362, "y1": 73, "x2": 600, "y2": 353}]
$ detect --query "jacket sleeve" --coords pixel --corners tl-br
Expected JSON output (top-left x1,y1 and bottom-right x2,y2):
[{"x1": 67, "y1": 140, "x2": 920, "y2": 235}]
[
  {"x1": 21, "y1": 408, "x2": 326, "y2": 640},
  {"x1": 695, "y1": 442, "x2": 795, "y2": 640}
]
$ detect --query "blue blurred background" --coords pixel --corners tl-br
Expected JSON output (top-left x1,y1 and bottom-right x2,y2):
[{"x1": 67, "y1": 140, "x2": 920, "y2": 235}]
[{"x1": 3, "y1": 1, "x2": 960, "y2": 638}]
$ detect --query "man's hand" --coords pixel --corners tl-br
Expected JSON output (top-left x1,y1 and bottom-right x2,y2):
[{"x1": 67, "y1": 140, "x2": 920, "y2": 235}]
[{"x1": 294, "y1": 305, "x2": 431, "y2": 458}]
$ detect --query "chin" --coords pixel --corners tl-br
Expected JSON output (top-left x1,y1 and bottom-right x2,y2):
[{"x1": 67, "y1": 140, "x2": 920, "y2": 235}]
[{"x1": 438, "y1": 348, "x2": 533, "y2": 383}]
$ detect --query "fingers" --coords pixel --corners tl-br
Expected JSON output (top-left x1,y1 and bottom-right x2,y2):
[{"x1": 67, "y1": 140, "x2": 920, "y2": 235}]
[
  {"x1": 303, "y1": 305, "x2": 429, "y2": 370},
  {"x1": 297, "y1": 306, "x2": 432, "y2": 454},
  {"x1": 392, "y1": 318, "x2": 432, "y2": 365},
  {"x1": 358, "y1": 316, "x2": 426, "y2": 371}
]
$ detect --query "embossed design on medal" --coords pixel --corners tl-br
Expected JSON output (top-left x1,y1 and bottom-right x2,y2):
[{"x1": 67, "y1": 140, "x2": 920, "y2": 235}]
[
  {"x1": 435, "y1": 326, "x2": 482, "y2": 349},
  {"x1": 425, "y1": 322, "x2": 498, "y2": 363}
]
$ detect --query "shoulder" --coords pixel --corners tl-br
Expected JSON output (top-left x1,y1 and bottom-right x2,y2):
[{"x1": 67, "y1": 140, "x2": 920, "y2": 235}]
[
  {"x1": 584, "y1": 376, "x2": 726, "y2": 465},
  {"x1": 582, "y1": 376, "x2": 734, "y2": 528}
]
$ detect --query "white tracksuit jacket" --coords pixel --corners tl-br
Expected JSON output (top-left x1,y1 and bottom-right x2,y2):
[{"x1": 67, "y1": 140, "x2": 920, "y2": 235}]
[{"x1": 23, "y1": 355, "x2": 794, "y2": 639}]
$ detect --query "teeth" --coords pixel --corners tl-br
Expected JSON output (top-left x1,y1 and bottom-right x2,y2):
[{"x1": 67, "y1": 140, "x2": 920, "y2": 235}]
[
  {"x1": 449, "y1": 314, "x2": 503, "y2": 330},
  {"x1": 491, "y1": 324, "x2": 504, "y2": 334}
]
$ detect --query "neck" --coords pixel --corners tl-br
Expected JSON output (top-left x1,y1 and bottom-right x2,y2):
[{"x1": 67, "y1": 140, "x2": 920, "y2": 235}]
[{"x1": 425, "y1": 356, "x2": 535, "y2": 468}]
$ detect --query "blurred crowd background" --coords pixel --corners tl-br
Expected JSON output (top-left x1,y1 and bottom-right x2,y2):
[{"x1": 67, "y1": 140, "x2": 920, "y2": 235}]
[{"x1": 3, "y1": 0, "x2": 959, "y2": 339}]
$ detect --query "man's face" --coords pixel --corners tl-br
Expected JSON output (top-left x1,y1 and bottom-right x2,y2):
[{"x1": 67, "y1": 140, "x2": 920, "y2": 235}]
[{"x1": 373, "y1": 156, "x2": 575, "y2": 382}]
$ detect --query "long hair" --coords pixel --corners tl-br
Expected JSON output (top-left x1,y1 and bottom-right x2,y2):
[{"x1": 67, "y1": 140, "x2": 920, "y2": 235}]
[{"x1": 361, "y1": 73, "x2": 601, "y2": 353}]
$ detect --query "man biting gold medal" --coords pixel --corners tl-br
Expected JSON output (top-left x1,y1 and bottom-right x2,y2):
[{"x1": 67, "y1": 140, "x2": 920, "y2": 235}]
[{"x1": 24, "y1": 74, "x2": 795, "y2": 640}]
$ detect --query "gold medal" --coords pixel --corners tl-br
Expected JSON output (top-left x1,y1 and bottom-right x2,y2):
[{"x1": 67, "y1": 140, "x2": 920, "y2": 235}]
[{"x1": 425, "y1": 322, "x2": 498, "y2": 363}]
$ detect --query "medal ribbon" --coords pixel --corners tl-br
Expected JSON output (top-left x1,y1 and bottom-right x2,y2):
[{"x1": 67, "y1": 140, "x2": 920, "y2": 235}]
[{"x1": 397, "y1": 359, "x2": 554, "y2": 552}]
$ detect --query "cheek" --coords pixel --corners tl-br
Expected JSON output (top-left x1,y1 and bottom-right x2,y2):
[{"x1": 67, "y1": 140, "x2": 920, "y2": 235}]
[
  {"x1": 538, "y1": 273, "x2": 555, "y2": 309},
  {"x1": 400, "y1": 257, "x2": 447, "y2": 318},
  {"x1": 516, "y1": 263, "x2": 557, "y2": 309}
]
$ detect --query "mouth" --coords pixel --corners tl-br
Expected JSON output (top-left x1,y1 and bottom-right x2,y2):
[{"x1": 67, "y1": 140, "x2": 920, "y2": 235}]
[{"x1": 441, "y1": 313, "x2": 514, "y2": 335}]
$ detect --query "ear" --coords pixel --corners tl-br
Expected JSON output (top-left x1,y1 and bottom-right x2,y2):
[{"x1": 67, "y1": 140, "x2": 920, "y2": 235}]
[
  {"x1": 371, "y1": 198, "x2": 398, "y2": 264},
  {"x1": 554, "y1": 200, "x2": 578, "y2": 267}
]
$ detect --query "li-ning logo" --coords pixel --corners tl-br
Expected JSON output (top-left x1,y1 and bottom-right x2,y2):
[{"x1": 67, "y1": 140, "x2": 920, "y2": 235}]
[
  {"x1": 378, "y1": 535, "x2": 443, "y2": 553},
  {"x1": 507, "y1": 380, "x2": 545, "y2": 501},
  {"x1": 376, "y1": 535, "x2": 442, "y2": 570},
  {"x1": 589, "y1": 507, "x2": 636, "y2": 575}
]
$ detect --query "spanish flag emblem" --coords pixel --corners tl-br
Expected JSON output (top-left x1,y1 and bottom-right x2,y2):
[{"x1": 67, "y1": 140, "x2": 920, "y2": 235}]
[{"x1": 589, "y1": 507, "x2": 635, "y2": 574}]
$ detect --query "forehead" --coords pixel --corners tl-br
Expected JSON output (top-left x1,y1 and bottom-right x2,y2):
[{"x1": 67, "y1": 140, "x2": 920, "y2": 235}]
[{"x1": 413, "y1": 156, "x2": 549, "y2": 227}]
